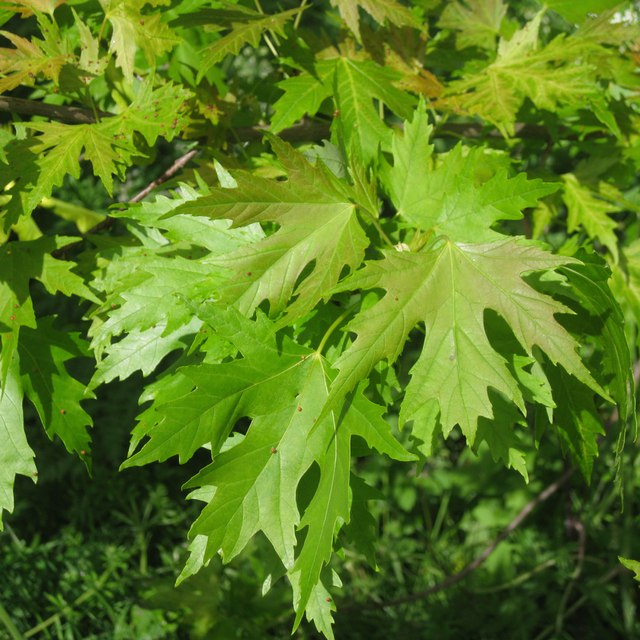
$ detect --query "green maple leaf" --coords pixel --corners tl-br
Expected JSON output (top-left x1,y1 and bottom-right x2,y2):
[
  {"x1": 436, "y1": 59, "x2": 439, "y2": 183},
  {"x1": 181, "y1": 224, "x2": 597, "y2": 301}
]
[
  {"x1": 0, "y1": 236, "x2": 96, "y2": 334},
  {"x1": 270, "y1": 60, "x2": 334, "y2": 133},
  {"x1": 0, "y1": 235, "x2": 97, "y2": 382},
  {"x1": 91, "y1": 318, "x2": 203, "y2": 386},
  {"x1": 289, "y1": 371, "x2": 412, "y2": 628},
  {"x1": 547, "y1": 252, "x2": 635, "y2": 483},
  {"x1": 334, "y1": 57, "x2": 414, "y2": 165},
  {"x1": 272, "y1": 57, "x2": 413, "y2": 165},
  {"x1": 24, "y1": 121, "x2": 127, "y2": 197},
  {"x1": 88, "y1": 250, "x2": 225, "y2": 385},
  {"x1": 168, "y1": 136, "x2": 370, "y2": 322},
  {"x1": 330, "y1": 0, "x2": 419, "y2": 40},
  {"x1": 0, "y1": 351, "x2": 36, "y2": 530},
  {"x1": 180, "y1": 352, "x2": 410, "y2": 578},
  {"x1": 113, "y1": 187, "x2": 264, "y2": 253},
  {"x1": 327, "y1": 239, "x2": 609, "y2": 444},
  {"x1": 387, "y1": 107, "x2": 559, "y2": 241},
  {"x1": 125, "y1": 306, "x2": 412, "y2": 626},
  {"x1": 121, "y1": 308, "x2": 310, "y2": 467},
  {"x1": 542, "y1": 364, "x2": 604, "y2": 481},
  {"x1": 90, "y1": 189, "x2": 263, "y2": 385},
  {"x1": 89, "y1": 250, "x2": 225, "y2": 352},
  {"x1": 438, "y1": 0, "x2": 508, "y2": 51},
  {"x1": 296, "y1": 578, "x2": 336, "y2": 640},
  {"x1": 562, "y1": 173, "x2": 619, "y2": 261},
  {"x1": 19, "y1": 318, "x2": 94, "y2": 468}
]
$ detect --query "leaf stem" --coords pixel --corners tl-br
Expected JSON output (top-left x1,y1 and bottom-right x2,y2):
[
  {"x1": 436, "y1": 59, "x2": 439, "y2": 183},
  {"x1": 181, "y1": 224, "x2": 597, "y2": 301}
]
[
  {"x1": 85, "y1": 88, "x2": 100, "y2": 124},
  {"x1": 97, "y1": 14, "x2": 108, "y2": 43},
  {"x1": 360, "y1": 209, "x2": 395, "y2": 250},
  {"x1": 294, "y1": 0, "x2": 308, "y2": 29},
  {"x1": 0, "y1": 600, "x2": 24, "y2": 640},
  {"x1": 254, "y1": 0, "x2": 280, "y2": 56},
  {"x1": 316, "y1": 303, "x2": 358, "y2": 356}
]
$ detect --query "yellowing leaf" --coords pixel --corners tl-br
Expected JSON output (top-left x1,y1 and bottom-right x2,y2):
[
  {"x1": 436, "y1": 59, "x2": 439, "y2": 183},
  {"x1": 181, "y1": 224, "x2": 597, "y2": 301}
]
[
  {"x1": 330, "y1": 0, "x2": 419, "y2": 40},
  {"x1": 0, "y1": 29, "x2": 68, "y2": 92},
  {"x1": 439, "y1": 0, "x2": 508, "y2": 50},
  {"x1": 1, "y1": 0, "x2": 66, "y2": 17},
  {"x1": 0, "y1": 81, "x2": 191, "y2": 224},
  {"x1": 100, "y1": 0, "x2": 179, "y2": 80}
]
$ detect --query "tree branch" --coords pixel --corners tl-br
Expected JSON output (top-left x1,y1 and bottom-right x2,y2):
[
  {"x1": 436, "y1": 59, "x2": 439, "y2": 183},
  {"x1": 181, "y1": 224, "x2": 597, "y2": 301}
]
[
  {"x1": 0, "y1": 95, "x2": 559, "y2": 142},
  {"x1": 344, "y1": 467, "x2": 574, "y2": 611},
  {"x1": 0, "y1": 95, "x2": 106, "y2": 124}
]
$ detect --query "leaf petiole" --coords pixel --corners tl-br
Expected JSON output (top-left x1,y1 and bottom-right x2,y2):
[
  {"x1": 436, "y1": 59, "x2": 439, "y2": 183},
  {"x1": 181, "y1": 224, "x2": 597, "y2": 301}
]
[
  {"x1": 316, "y1": 302, "x2": 358, "y2": 356},
  {"x1": 360, "y1": 209, "x2": 395, "y2": 249}
]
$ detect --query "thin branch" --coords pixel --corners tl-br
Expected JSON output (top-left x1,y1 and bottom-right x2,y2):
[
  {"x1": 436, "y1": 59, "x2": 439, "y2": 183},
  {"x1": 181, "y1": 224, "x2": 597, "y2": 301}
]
[
  {"x1": 130, "y1": 148, "x2": 199, "y2": 203},
  {"x1": 235, "y1": 118, "x2": 331, "y2": 142},
  {"x1": 0, "y1": 95, "x2": 566, "y2": 142},
  {"x1": 0, "y1": 95, "x2": 107, "y2": 124},
  {"x1": 345, "y1": 467, "x2": 574, "y2": 611},
  {"x1": 555, "y1": 515, "x2": 586, "y2": 635}
]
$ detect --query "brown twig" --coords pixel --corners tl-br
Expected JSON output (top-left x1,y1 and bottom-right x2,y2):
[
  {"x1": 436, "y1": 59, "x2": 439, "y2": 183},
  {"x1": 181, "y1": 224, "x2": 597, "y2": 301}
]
[
  {"x1": 344, "y1": 467, "x2": 574, "y2": 611},
  {"x1": 0, "y1": 95, "x2": 565, "y2": 142},
  {"x1": 0, "y1": 95, "x2": 108, "y2": 124},
  {"x1": 130, "y1": 148, "x2": 199, "y2": 203},
  {"x1": 555, "y1": 515, "x2": 586, "y2": 635}
]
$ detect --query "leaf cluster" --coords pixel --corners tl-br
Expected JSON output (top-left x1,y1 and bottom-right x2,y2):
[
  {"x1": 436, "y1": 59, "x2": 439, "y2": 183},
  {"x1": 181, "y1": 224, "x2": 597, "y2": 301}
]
[{"x1": 0, "y1": 0, "x2": 638, "y2": 636}]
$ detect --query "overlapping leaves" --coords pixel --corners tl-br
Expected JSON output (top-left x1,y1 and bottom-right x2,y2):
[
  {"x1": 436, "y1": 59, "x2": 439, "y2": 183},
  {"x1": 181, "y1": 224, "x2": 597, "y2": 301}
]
[
  {"x1": 124, "y1": 305, "x2": 413, "y2": 631},
  {"x1": 168, "y1": 136, "x2": 370, "y2": 323},
  {"x1": 0, "y1": 2, "x2": 635, "y2": 638},
  {"x1": 0, "y1": 81, "x2": 190, "y2": 226}
]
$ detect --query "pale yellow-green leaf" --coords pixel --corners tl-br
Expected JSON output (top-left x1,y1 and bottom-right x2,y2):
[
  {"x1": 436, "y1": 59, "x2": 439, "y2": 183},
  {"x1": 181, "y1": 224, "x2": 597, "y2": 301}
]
[
  {"x1": 439, "y1": 0, "x2": 507, "y2": 50},
  {"x1": 101, "y1": 0, "x2": 179, "y2": 81},
  {"x1": 330, "y1": 0, "x2": 419, "y2": 40},
  {"x1": 444, "y1": 12, "x2": 602, "y2": 136},
  {"x1": 562, "y1": 173, "x2": 619, "y2": 261}
]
